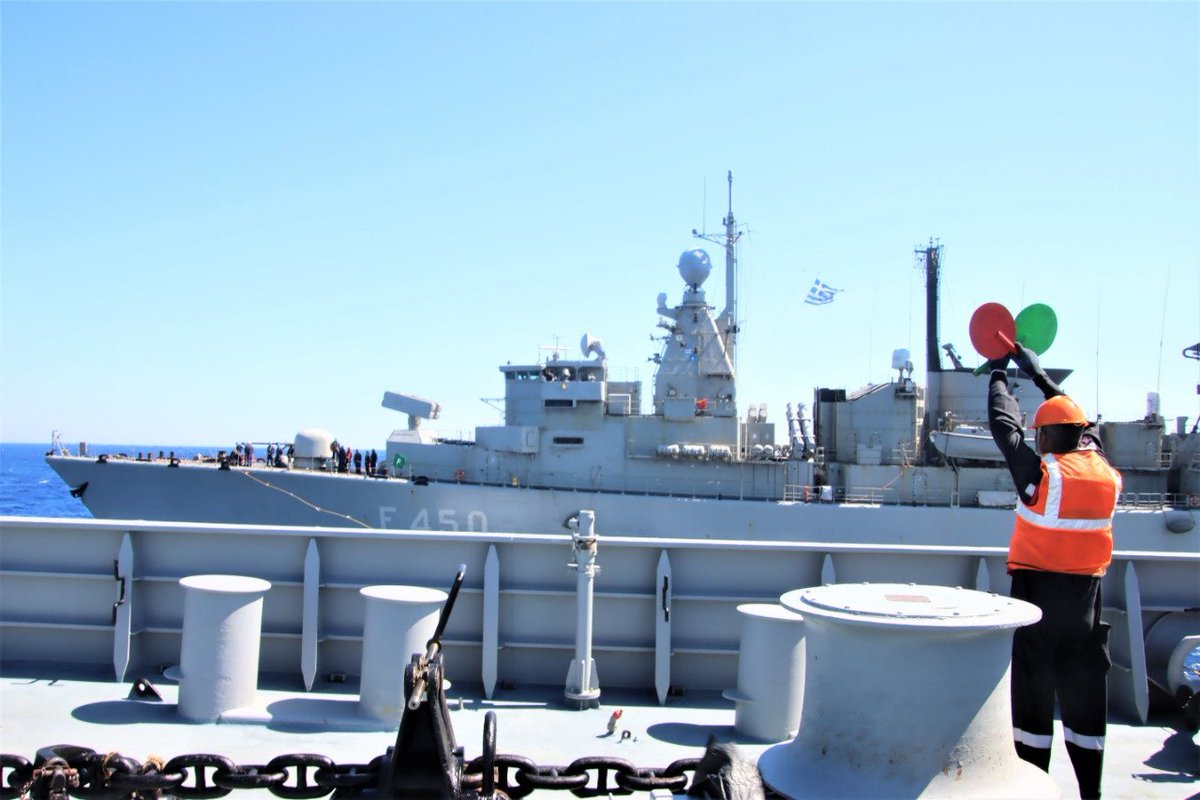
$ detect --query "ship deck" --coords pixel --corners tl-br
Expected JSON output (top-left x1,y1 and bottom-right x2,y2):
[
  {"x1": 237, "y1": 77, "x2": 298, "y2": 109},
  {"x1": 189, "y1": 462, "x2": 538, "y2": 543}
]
[{"x1": 2, "y1": 664, "x2": 1196, "y2": 799}]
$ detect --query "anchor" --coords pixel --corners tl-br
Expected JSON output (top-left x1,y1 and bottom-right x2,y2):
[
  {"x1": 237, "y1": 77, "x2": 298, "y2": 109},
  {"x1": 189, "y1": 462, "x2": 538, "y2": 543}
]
[{"x1": 354, "y1": 564, "x2": 501, "y2": 800}]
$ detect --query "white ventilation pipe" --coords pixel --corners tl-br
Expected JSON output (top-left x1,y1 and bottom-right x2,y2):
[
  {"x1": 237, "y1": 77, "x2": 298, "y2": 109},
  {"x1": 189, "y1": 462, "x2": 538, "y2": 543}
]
[{"x1": 564, "y1": 510, "x2": 601, "y2": 708}]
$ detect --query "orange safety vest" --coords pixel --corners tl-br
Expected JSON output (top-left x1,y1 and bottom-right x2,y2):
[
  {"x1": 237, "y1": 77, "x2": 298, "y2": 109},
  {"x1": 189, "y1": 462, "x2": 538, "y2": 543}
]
[{"x1": 1008, "y1": 449, "x2": 1122, "y2": 576}]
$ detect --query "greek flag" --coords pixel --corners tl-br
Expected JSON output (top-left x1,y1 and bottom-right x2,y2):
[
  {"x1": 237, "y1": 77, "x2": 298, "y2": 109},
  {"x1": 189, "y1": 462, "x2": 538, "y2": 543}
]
[{"x1": 805, "y1": 279, "x2": 841, "y2": 306}]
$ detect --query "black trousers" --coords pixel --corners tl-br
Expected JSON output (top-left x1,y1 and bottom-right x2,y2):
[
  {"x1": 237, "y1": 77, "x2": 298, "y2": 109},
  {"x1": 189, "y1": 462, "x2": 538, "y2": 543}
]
[{"x1": 1009, "y1": 569, "x2": 1110, "y2": 799}]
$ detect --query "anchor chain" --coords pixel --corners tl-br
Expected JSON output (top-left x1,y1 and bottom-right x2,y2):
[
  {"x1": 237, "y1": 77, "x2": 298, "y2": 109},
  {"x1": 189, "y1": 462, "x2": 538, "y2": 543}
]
[
  {"x1": 2, "y1": 747, "x2": 700, "y2": 799},
  {"x1": 2, "y1": 568, "x2": 720, "y2": 800}
]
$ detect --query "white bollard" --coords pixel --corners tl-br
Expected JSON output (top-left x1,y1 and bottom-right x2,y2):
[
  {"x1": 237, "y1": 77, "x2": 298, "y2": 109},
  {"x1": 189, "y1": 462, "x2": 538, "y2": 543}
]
[
  {"x1": 723, "y1": 603, "x2": 806, "y2": 742},
  {"x1": 177, "y1": 574, "x2": 272, "y2": 722},
  {"x1": 358, "y1": 585, "x2": 448, "y2": 722},
  {"x1": 759, "y1": 583, "x2": 1059, "y2": 799}
]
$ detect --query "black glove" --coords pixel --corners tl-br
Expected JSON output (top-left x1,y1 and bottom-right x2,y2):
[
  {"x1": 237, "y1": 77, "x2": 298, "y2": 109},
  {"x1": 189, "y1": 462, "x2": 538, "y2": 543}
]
[{"x1": 1012, "y1": 342, "x2": 1041, "y2": 377}]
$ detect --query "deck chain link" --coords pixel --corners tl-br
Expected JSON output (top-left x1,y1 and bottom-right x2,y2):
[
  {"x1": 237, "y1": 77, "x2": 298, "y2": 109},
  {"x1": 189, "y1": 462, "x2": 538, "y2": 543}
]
[{"x1": 2, "y1": 748, "x2": 701, "y2": 799}]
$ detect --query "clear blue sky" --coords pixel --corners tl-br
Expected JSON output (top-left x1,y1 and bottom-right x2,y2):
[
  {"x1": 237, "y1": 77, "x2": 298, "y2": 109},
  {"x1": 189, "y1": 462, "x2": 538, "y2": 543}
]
[{"x1": 3, "y1": 1, "x2": 1197, "y2": 449}]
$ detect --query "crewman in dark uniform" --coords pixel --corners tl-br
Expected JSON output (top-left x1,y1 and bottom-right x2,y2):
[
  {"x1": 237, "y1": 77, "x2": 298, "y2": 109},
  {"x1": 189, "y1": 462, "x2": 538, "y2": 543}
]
[{"x1": 986, "y1": 343, "x2": 1122, "y2": 799}]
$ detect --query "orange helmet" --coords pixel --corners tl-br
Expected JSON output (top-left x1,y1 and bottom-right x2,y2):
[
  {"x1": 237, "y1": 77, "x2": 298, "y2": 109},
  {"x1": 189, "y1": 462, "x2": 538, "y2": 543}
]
[{"x1": 1033, "y1": 395, "x2": 1088, "y2": 428}]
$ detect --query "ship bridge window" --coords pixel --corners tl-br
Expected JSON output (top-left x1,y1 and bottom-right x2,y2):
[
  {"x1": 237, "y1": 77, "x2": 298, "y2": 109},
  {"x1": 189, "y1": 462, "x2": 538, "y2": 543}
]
[
  {"x1": 553, "y1": 436, "x2": 584, "y2": 446},
  {"x1": 545, "y1": 399, "x2": 575, "y2": 408}
]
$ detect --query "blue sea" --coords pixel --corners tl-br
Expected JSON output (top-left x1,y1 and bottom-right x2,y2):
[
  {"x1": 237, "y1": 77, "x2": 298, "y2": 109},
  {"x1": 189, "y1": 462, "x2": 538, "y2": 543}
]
[{"x1": 0, "y1": 442, "x2": 218, "y2": 517}]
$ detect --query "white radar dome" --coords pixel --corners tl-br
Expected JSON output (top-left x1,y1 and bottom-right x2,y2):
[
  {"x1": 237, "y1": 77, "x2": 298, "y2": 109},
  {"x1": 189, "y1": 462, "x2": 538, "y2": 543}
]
[
  {"x1": 294, "y1": 428, "x2": 335, "y2": 460},
  {"x1": 677, "y1": 249, "x2": 712, "y2": 288}
]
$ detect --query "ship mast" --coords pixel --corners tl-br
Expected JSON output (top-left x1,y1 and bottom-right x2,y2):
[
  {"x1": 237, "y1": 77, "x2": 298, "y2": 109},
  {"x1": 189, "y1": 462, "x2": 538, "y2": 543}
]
[
  {"x1": 694, "y1": 170, "x2": 742, "y2": 369},
  {"x1": 918, "y1": 239, "x2": 943, "y2": 373},
  {"x1": 916, "y1": 238, "x2": 944, "y2": 467}
]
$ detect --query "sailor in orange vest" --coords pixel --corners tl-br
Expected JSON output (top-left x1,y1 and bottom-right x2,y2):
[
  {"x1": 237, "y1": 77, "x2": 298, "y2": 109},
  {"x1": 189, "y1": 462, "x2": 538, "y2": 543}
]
[{"x1": 986, "y1": 342, "x2": 1121, "y2": 799}]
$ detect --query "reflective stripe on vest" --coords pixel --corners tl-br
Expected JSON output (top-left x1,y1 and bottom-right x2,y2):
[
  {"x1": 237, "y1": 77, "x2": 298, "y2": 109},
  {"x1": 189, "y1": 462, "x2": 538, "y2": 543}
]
[
  {"x1": 1008, "y1": 450, "x2": 1121, "y2": 576},
  {"x1": 1013, "y1": 454, "x2": 1117, "y2": 531}
]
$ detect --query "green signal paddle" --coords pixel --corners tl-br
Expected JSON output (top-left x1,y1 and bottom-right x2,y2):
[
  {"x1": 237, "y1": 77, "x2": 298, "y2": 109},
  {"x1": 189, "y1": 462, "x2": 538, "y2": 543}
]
[{"x1": 1014, "y1": 303, "x2": 1057, "y2": 355}]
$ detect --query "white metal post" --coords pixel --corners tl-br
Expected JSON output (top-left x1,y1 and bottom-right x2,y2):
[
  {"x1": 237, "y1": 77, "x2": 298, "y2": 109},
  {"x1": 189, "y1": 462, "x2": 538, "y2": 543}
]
[{"x1": 564, "y1": 510, "x2": 601, "y2": 708}]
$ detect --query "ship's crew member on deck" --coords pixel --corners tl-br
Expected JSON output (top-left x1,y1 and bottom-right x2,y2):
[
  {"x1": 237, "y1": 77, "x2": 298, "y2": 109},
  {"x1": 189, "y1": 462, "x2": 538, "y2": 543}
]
[{"x1": 986, "y1": 343, "x2": 1122, "y2": 800}]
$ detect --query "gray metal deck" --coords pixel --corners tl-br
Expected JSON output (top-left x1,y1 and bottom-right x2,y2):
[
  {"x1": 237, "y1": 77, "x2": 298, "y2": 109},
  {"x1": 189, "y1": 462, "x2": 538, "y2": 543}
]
[{"x1": 1, "y1": 665, "x2": 1195, "y2": 798}]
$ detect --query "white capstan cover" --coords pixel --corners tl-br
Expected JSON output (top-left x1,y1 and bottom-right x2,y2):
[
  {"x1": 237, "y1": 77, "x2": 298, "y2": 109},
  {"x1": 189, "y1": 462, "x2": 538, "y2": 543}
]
[{"x1": 758, "y1": 583, "x2": 1059, "y2": 799}]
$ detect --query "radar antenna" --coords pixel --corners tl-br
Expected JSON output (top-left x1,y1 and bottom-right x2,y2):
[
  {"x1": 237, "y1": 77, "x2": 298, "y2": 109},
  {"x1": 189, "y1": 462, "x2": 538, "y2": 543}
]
[
  {"x1": 692, "y1": 170, "x2": 743, "y2": 368},
  {"x1": 580, "y1": 333, "x2": 606, "y2": 361}
]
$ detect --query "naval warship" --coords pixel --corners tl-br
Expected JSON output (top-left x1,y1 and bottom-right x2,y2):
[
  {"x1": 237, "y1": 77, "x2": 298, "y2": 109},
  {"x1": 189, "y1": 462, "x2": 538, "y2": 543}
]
[
  {"x1": 45, "y1": 178, "x2": 1200, "y2": 546},
  {"x1": 17, "y1": 180, "x2": 1200, "y2": 793}
]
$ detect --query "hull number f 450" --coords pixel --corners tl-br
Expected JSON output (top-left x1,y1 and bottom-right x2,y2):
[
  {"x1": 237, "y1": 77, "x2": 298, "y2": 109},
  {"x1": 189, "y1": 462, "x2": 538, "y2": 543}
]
[{"x1": 379, "y1": 506, "x2": 488, "y2": 531}]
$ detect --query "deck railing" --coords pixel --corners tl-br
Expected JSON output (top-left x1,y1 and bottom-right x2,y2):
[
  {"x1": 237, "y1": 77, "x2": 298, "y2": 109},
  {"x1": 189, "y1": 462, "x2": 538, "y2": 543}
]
[{"x1": 0, "y1": 514, "x2": 1194, "y2": 723}]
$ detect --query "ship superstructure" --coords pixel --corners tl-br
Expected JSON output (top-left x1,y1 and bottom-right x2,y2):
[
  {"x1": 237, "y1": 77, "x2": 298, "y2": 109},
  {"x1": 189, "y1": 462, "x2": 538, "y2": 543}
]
[{"x1": 381, "y1": 177, "x2": 793, "y2": 502}]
